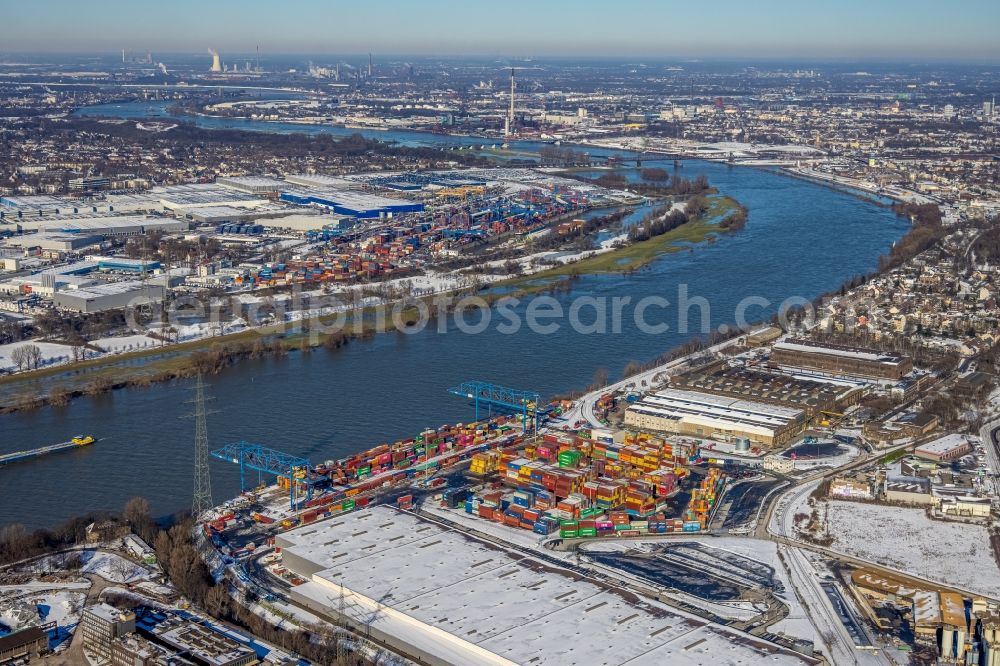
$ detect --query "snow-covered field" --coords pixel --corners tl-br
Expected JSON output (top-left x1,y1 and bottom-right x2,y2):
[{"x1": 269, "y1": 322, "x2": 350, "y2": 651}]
[
  {"x1": 0, "y1": 335, "x2": 162, "y2": 373},
  {"x1": 0, "y1": 340, "x2": 76, "y2": 373},
  {"x1": 32, "y1": 590, "x2": 86, "y2": 628},
  {"x1": 90, "y1": 334, "x2": 162, "y2": 353},
  {"x1": 825, "y1": 500, "x2": 1000, "y2": 598}
]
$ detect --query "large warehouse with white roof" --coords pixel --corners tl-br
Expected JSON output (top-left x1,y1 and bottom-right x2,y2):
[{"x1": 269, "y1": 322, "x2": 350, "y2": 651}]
[
  {"x1": 276, "y1": 506, "x2": 813, "y2": 666},
  {"x1": 624, "y1": 387, "x2": 806, "y2": 447}
]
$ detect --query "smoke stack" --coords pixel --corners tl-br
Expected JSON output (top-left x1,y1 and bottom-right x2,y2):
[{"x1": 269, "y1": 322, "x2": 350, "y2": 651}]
[
  {"x1": 506, "y1": 68, "x2": 516, "y2": 137},
  {"x1": 208, "y1": 48, "x2": 222, "y2": 73}
]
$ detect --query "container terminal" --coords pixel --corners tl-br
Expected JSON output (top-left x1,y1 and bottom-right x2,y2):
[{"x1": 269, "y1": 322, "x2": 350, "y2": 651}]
[
  {"x1": 192, "y1": 376, "x2": 789, "y2": 666},
  {"x1": 204, "y1": 400, "x2": 727, "y2": 540},
  {"x1": 197, "y1": 426, "x2": 808, "y2": 666},
  {"x1": 0, "y1": 434, "x2": 95, "y2": 467}
]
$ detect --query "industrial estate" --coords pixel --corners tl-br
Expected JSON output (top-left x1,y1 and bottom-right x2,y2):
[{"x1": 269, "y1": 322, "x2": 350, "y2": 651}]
[{"x1": 4, "y1": 6, "x2": 1000, "y2": 666}]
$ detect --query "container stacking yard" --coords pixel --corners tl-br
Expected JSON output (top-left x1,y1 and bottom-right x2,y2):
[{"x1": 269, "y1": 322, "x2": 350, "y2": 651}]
[
  {"x1": 278, "y1": 506, "x2": 814, "y2": 666},
  {"x1": 461, "y1": 429, "x2": 724, "y2": 537}
]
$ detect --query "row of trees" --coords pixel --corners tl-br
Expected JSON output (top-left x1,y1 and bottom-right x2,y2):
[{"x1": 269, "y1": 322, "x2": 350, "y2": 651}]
[
  {"x1": 639, "y1": 167, "x2": 669, "y2": 182},
  {"x1": 0, "y1": 513, "x2": 117, "y2": 565},
  {"x1": 0, "y1": 319, "x2": 33, "y2": 346},
  {"x1": 972, "y1": 225, "x2": 1000, "y2": 265},
  {"x1": 8, "y1": 343, "x2": 43, "y2": 371},
  {"x1": 539, "y1": 145, "x2": 592, "y2": 166},
  {"x1": 33, "y1": 307, "x2": 128, "y2": 342},
  {"x1": 627, "y1": 208, "x2": 689, "y2": 243},
  {"x1": 587, "y1": 172, "x2": 711, "y2": 198}
]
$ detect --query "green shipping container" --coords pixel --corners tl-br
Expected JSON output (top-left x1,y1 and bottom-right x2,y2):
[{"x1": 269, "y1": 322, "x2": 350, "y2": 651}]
[
  {"x1": 578, "y1": 528, "x2": 597, "y2": 537},
  {"x1": 558, "y1": 452, "x2": 582, "y2": 468},
  {"x1": 560, "y1": 529, "x2": 579, "y2": 538},
  {"x1": 342, "y1": 499, "x2": 356, "y2": 510},
  {"x1": 559, "y1": 520, "x2": 579, "y2": 528}
]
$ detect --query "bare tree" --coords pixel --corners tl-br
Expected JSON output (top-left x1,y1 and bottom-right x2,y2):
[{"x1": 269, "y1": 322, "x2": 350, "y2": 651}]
[
  {"x1": 108, "y1": 556, "x2": 139, "y2": 583},
  {"x1": 591, "y1": 367, "x2": 610, "y2": 390},
  {"x1": 9, "y1": 345, "x2": 29, "y2": 371},
  {"x1": 26, "y1": 344, "x2": 43, "y2": 369},
  {"x1": 122, "y1": 497, "x2": 155, "y2": 541}
]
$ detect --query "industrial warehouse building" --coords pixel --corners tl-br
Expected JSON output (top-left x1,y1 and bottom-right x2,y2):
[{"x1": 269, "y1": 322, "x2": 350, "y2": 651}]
[
  {"x1": 851, "y1": 570, "x2": 1000, "y2": 663},
  {"x1": 282, "y1": 173, "x2": 355, "y2": 189},
  {"x1": 278, "y1": 506, "x2": 812, "y2": 666},
  {"x1": 884, "y1": 479, "x2": 935, "y2": 506},
  {"x1": 150, "y1": 184, "x2": 270, "y2": 211},
  {"x1": 914, "y1": 434, "x2": 973, "y2": 462},
  {"x1": 0, "y1": 627, "x2": 48, "y2": 663},
  {"x1": 280, "y1": 189, "x2": 423, "y2": 218},
  {"x1": 3, "y1": 231, "x2": 101, "y2": 252},
  {"x1": 624, "y1": 388, "x2": 806, "y2": 447},
  {"x1": 53, "y1": 281, "x2": 165, "y2": 313},
  {"x1": 670, "y1": 365, "x2": 865, "y2": 418},
  {"x1": 216, "y1": 175, "x2": 285, "y2": 195},
  {"x1": 7, "y1": 215, "x2": 188, "y2": 236},
  {"x1": 769, "y1": 339, "x2": 913, "y2": 381}
]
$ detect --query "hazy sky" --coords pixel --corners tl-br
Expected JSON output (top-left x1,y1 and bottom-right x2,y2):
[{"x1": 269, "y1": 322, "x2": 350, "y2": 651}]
[{"x1": 5, "y1": 0, "x2": 1000, "y2": 61}]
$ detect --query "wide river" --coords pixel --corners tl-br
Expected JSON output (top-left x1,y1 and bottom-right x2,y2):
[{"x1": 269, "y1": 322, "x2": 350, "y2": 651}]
[{"x1": 0, "y1": 102, "x2": 909, "y2": 529}]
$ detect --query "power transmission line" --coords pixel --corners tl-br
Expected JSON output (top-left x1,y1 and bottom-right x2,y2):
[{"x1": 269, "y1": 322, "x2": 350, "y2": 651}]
[{"x1": 184, "y1": 374, "x2": 217, "y2": 516}]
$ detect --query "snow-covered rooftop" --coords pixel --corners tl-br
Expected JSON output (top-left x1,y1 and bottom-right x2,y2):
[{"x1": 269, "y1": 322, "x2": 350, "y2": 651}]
[
  {"x1": 915, "y1": 433, "x2": 970, "y2": 456},
  {"x1": 280, "y1": 506, "x2": 812, "y2": 666},
  {"x1": 773, "y1": 340, "x2": 905, "y2": 365}
]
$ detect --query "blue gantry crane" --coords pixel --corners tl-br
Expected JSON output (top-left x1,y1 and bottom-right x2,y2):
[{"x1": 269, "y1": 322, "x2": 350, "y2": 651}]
[
  {"x1": 447, "y1": 380, "x2": 540, "y2": 433},
  {"x1": 210, "y1": 442, "x2": 311, "y2": 509}
]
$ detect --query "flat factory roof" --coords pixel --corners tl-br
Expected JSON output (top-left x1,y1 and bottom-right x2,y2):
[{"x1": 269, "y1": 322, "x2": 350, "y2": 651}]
[
  {"x1": 152, "y1": 619, "x2": 254, "y2": 666},
  {"x1": 628, "y1": 388, "x2": 803, "y2": 436},
  {"x1": 283, "y1": 188, "x2": 420, "y2": 212},
  {"x1": 60, "y1": 280, "x2": 158, "y2": 298},
  {"x1": 912, "y1": 590, "x2": 941, "y2": 627},
  {"x1": 0, "y1": 194, "x2": 69, "y2": 209},
  {"x1": 153, "y1": 184, "x2": 268, "y2": 209},
  {"x1": 280, "y1": 506, "x2": 811, "y2": 666},
  {"x1": 216, "y1": 175, "x2": 285, "y2": 189},
  {"x1": 283, "y1": 174, "x2": 355, "y2": 189},
  {"x1": 915, "y1": 433, "x2": 970, "y2": 456},
  {"x1": 773, "y1": 340, "x2": 905, "y2": 366}
]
